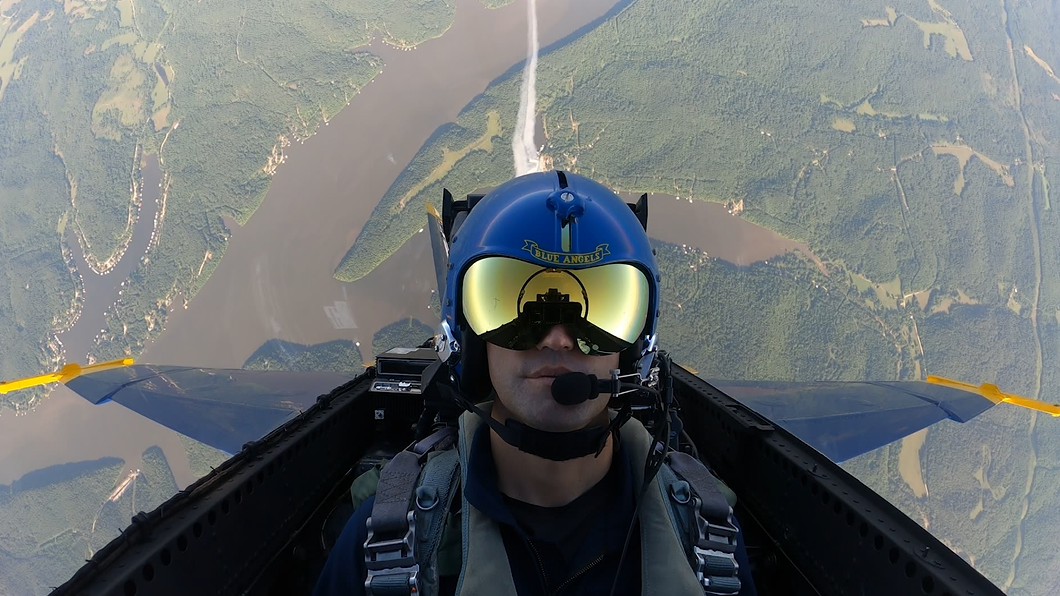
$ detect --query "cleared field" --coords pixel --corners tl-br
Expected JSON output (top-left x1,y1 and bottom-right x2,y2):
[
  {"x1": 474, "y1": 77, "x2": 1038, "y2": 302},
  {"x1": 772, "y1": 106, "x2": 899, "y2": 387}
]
[
  {"x1": 0, "y1": 10, "x2": 38, "y2": 106},
  {"x1": 832, "y1": 116, "x2": 856, "y2": 132},
  {"x1": 931, "y1": 143, "x2": 1015, "y2": 195},
  {"x1": 91, "y1": 53, "x2": 148, "y2": 141}
]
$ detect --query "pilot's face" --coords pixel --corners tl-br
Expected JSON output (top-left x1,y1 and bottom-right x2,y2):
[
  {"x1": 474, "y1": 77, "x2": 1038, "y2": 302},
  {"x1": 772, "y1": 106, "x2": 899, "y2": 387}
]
[{"x1": 486, "y1": 324, "x2": 619, "y2": 433}]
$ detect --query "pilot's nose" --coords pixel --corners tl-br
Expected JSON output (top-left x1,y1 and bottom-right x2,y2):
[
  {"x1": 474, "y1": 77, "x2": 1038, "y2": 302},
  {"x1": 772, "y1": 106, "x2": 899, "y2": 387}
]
[{"x1": 537, "y1": 325, "x2": 576, "y2": 351}]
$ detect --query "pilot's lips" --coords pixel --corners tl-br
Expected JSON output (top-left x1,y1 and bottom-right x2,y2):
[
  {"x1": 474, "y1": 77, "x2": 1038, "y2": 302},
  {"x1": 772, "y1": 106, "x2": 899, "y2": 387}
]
[{"x1": 528, "y1": 366, "x2": 573, "y2": 378}]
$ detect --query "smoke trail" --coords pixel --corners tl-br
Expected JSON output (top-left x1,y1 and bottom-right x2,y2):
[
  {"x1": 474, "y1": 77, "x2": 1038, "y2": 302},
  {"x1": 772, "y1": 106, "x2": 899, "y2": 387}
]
[{"x1": 512, "y1": 0, "x2": 540, "y2": 176}]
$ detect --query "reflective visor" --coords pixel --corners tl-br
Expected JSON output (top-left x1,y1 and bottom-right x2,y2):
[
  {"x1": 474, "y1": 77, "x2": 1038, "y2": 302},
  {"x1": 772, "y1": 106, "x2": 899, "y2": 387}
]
[{"x1": 461, "y1": 256, "x2": 650, "y2": 354}]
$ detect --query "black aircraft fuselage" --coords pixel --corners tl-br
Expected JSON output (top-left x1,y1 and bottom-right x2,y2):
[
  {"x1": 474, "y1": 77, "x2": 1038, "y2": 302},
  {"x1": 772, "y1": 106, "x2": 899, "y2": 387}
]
[{"x1": 50, "y1": 363, "x2": 1002, "y2": 596}]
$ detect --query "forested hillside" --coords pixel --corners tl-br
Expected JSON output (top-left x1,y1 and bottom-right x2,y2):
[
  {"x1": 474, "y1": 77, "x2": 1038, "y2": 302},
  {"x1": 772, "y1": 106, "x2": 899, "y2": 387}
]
[{"x1": 0, "y1": 447, "x2": 177, "y2": 594}]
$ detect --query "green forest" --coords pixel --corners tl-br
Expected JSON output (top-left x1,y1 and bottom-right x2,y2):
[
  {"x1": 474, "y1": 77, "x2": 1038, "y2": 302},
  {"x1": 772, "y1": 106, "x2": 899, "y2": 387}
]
[
  {"x1": 0, "y1": 446, "x2": 177, "y2": 595},
  {"x1": 655, "y1": 248, "x2": 901, "y2": 382},
  {"x1": 370, "y1": 317, "x2": 435, "y2": 361},
  {"x1": 243, "y1": 338, "x2": 366, "y2": 373},
  {"x1": 2, "y1": 0, "x2": 1060, "y2": 592},
  {"x1": 178, "y1": 433, "x2": 230, "y2": 480}
]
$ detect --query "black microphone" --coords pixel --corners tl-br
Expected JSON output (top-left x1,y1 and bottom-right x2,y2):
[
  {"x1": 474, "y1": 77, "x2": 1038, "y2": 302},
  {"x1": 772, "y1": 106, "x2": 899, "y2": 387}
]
[{"x1": 551, "y1": 372, "x2": 611, "y2": 406}]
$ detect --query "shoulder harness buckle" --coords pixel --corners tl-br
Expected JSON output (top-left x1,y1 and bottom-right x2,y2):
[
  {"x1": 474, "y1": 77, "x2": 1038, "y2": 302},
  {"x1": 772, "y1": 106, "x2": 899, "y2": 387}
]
[
  {"x1": 691, "y1": 494, "x2": 741, "y2": 595},
  {"x1": 363, "y1": 427, "x2": 457, "y2": 595},
  {"x1": 365, "y1": 510, "x2": 419, "y2": 595},
  {"x1": 666, "y1": 450, "x2": 742, "y2": 595}
]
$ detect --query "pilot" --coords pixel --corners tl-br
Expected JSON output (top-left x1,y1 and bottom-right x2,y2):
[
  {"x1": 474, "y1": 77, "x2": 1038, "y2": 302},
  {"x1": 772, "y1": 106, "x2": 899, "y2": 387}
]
[{"x1": 314, "y1": 171, "x2": 757, "y2": 595}]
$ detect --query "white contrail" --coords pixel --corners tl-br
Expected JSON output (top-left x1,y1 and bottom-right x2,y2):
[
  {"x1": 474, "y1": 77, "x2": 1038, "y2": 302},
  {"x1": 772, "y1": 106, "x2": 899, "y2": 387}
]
[{"x1": 512, "y1": 0, "x2": 540, "y2": 176}]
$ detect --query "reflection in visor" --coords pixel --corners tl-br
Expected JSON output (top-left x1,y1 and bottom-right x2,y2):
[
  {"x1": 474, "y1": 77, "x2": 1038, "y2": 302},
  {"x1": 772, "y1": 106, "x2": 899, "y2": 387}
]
[{"x1": 461, "y1": 256, "x2": 649, "y2": 354}]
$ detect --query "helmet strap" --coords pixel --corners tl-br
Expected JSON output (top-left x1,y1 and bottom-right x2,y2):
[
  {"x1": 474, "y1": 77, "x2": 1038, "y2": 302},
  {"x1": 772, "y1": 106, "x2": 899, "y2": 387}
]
[{"x1": 437, "y1": 382, "x2": 632, "y2": 461}]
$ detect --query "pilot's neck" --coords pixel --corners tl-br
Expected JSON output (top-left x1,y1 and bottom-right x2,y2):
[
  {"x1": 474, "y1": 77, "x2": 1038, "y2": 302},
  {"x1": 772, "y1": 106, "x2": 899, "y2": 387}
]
[{"x1": 487, "y1": 404, "x2": 613, "y2": 508}]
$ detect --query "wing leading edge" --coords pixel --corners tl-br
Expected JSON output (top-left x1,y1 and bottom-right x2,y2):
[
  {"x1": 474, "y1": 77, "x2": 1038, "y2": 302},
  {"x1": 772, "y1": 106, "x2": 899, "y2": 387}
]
[
  {"x1": 708, "y1": 380, "x2": 997, "y2": 462},
  {"x1": 50, "y1": 362, "x2": 1025, "y2": 463},
  {"x1": 65, "y1": 365, "x2": 357, "y2": 454}
]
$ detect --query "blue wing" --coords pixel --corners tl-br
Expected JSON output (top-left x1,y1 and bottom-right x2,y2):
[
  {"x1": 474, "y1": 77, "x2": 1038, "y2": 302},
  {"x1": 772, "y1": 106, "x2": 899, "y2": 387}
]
[
  {"x1": 65, "y1": 365, "x2": 357, "y2": 454},
  {"x1": 62, "y1": 364, "x2": 997, "y2": 463},
  {"x1": 708, "y1": 380, "x2": 995, "y2": 462}
]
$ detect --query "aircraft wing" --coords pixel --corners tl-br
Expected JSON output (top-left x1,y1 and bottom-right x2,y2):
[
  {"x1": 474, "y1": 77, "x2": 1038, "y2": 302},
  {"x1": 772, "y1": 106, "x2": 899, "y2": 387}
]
[
  {"x1": 64, "y1": 364, "x2": 358, "y2": 454},
  {"x1": 47, "y1": 361, "x2": 1028, "y2": 463},
  {"x1": 707, "y1": 379, "x2": 997, "y2": 462}
]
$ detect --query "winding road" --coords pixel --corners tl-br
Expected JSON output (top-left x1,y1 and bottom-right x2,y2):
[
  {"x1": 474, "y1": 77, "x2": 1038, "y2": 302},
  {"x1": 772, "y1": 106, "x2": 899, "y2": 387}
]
[{"x1": 1000, "y1": 0, "x2": 1044, "y2": 588}]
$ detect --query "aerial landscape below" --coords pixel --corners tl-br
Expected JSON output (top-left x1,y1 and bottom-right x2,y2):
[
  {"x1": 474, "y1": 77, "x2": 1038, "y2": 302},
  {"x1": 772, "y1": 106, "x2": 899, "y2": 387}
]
[{"x1": 0, "y1": 0, "x2": 1058, "y2": 592}]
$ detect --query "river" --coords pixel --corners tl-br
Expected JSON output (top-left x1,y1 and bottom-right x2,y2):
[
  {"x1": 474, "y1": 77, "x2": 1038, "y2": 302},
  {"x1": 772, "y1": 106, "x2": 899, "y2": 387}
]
[
  {"x1": 139, "y1": 0, "x2": 630, "y2": 370},
  {"x1": 60, "y1": 155, "x2": 160, "y2": 364},
  {"x1": 643, "y1": 194, "x2": 818, "y2": 266},
  {"x1": 0, "y1": 155, "x2": 194, "y2": 487},
  {"x1": 2, "y1": 0, "x2": 818, "y2": 490}
]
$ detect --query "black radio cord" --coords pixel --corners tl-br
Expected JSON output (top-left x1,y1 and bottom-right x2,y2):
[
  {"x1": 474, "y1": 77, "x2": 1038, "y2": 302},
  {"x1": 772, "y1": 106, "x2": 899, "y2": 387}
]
[{"x1": 606, "y1": 353, "x2": 672, "y2": 596}]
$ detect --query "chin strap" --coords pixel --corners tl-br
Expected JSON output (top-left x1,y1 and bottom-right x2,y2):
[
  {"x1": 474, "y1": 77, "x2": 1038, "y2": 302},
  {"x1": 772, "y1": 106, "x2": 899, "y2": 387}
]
[{"x1": 437, "y1": 383, "x2": 632, "y2": 461}]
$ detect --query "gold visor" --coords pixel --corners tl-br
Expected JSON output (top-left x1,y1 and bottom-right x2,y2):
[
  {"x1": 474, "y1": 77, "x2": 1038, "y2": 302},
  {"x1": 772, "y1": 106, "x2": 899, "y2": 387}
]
[{"x1": 462, "y1": 256, "x2": 650, "y2": 350}]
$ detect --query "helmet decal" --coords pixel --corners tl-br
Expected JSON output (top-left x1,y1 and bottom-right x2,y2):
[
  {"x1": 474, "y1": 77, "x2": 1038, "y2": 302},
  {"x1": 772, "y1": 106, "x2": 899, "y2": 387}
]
[{"x1": 521, "y1": 240, "x2": 611, "y2": 265}]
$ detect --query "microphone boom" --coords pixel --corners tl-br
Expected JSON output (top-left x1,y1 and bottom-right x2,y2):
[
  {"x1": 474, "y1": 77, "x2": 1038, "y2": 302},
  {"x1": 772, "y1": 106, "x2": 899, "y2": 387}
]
[
  {"x1": 551, "y1": 372, "x2": 599, "y2": 405},
  {"x1": 552, "y1": 372, "x2": 620, "y2": 405}
]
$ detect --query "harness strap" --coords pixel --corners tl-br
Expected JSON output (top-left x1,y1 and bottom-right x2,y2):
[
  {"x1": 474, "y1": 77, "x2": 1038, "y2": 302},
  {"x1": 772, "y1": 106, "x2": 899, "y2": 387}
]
[
  {"x1": 365, "y1": 427, "x2": 457, "y2": 596},
  {"x1": 416, "y1": 449, "x2": 460, "y2": 575},
  {"x1": 363, "y1": 420, "x2": 744, "y2": 595},
  {"x1": 667, "y1": 451, "x2": 742, "y2": 595}
]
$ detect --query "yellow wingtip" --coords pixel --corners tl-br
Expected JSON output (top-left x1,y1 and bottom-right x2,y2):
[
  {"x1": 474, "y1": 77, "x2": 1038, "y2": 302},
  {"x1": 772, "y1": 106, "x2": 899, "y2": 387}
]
[
  {"x1": 928, "y1": 374, "x2": 1060, "y2": 416},
  {"x1": 58, "y1": 362, "x2": 83, "y2": 383},
  {"x1": 0, "y1": 358, "x2": 135, "y2": 395}
]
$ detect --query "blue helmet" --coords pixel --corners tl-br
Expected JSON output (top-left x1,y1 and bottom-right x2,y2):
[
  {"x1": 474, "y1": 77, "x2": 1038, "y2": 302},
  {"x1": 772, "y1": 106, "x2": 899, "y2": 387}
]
[{"x1": 435, "y1": 170, "x2": 660, "y2": 399}]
